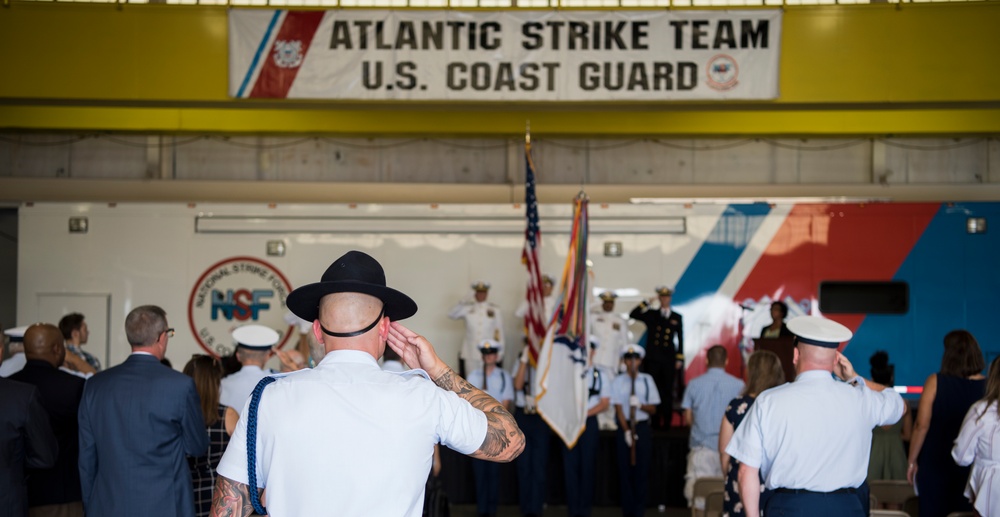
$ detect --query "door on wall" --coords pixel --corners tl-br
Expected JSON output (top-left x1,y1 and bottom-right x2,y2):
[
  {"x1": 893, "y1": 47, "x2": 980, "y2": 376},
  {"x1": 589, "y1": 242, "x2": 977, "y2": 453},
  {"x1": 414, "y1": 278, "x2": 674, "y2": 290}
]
[{"x1": 36, "y1": 293, "x2": 110, "y2": 370}]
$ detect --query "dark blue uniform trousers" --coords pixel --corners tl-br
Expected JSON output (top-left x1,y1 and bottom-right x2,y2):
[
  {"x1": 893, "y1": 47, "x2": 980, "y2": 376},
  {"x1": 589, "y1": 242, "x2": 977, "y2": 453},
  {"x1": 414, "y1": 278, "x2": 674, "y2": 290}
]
[
  {"x1": 765, "y1": 484, "x2": 869, "y2": 517},
  {"x1": 514, "y1": 407, "x2": 550, "y2": 516},
  {"x1": 616, "y1": 420, "x2": 652, "y2": 517},
  {"x1": 471, "y1": 458, "x2": 500, "y2": 516},
  {"x1": 562, "y1": 415, "x2": 599, "y2": 517}
]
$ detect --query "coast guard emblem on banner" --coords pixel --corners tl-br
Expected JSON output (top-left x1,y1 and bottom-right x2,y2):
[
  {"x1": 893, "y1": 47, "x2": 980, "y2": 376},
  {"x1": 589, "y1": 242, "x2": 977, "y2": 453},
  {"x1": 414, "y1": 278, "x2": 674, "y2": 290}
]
[
  {"x1": 273, "y1": 40, "x2": 304, "y2": 68},
  {"x1": 707, "y1": 54, "x2": 739, "y2": 91}
]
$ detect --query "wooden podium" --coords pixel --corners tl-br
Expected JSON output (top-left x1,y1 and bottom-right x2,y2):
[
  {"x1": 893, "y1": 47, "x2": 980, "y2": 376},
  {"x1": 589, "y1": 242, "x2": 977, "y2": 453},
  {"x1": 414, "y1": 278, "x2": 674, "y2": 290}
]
[{"x1": 753, "y1": 337, "x2": 797, "y2": 383}]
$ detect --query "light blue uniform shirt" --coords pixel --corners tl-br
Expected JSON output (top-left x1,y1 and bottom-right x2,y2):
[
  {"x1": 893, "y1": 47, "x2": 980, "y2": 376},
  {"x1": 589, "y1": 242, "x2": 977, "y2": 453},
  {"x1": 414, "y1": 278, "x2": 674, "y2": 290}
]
[
  {"x1": 611, "y1": 372, "x2": 661, "y2": 422},
  {"x1": 725, "y1": 370, "x2": 904, "y2": 492},
  {"x1": 682, "y1": 367, "x2": 745, "y2": 450},
  {"x1": 469, "y1": 366, "x2": 514, "y2": 405},
  {"x1": 584, "y1": 366, "x2": 612, "y2": 411}
]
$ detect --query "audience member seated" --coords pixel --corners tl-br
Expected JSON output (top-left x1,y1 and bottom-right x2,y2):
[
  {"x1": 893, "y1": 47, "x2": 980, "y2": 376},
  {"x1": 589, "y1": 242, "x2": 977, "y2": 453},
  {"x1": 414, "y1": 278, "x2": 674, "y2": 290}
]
[{"x1": 907, "y1": 330, "x2": 986, "y2": 517}]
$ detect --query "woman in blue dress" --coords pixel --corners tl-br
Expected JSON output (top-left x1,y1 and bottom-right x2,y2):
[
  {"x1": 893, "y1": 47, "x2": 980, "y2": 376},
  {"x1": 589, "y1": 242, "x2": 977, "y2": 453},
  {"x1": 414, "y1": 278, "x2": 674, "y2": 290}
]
[{"x1": 719, "y1": 350, "x2": 785, "y2": 517}]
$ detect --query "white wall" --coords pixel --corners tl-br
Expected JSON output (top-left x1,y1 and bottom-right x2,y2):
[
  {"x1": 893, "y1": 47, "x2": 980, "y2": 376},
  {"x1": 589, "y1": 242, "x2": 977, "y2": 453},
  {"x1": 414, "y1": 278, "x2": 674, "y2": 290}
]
[{"x1": 17, "y1": 202, "x2": 716, "y2": 371}]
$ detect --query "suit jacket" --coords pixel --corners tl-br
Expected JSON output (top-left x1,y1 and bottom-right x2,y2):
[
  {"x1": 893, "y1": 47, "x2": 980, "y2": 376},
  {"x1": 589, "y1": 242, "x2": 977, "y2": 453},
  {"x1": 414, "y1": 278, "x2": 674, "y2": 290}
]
[
  {"x1": 10, "y1": 360, "x2": 86, "y2": 506},
  {"x1": 78, "y1": 353, "x2": 208, "y2": 517},
  {"x1": 0, "y1": 378, "x2": 58, "y2": 517},
  {"x1": 630, "y1": 303, "x2": 683, "y2": 361}
]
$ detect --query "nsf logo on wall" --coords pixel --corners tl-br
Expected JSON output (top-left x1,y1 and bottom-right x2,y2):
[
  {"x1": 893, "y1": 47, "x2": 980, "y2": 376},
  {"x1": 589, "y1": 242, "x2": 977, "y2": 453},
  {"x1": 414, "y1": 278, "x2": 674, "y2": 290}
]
[{"x1": 187, "y1": 256, "x2": 294, "y2": 356}]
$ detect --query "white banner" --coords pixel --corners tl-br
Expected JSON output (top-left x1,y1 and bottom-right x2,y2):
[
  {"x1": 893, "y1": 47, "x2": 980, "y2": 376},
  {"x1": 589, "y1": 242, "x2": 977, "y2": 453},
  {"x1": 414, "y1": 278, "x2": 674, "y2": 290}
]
[{"x1": 229, "y1": 9, "x2": 782, "y2": 101}]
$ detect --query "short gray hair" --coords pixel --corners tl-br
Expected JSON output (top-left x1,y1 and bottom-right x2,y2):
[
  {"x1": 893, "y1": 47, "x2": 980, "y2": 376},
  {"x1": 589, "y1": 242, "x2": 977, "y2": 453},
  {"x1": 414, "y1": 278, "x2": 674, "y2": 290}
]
[{"x1": 125, "y1": 305, "x2": 168, "y2": 347}]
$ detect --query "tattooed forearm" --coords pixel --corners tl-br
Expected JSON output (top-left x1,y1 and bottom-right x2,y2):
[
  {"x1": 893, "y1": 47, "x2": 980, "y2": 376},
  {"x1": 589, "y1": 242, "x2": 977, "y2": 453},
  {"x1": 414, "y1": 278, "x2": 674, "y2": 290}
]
[
  {"x1": 433, "y1": 366, "x2": 525, "y2": 462},
  {"x1": 210, "y1": 475, "x2": 255, "y2": 517}
]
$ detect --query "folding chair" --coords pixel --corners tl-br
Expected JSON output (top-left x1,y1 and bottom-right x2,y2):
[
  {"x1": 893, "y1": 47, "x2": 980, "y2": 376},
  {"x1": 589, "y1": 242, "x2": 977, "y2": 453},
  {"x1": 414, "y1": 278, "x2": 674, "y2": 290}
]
[
  {"x1": 691, "y1": 477, "x2": 725, "y2": 517},
  {"x1": 869, "y1": 480, "x2": 916, "y2": 509},
  {"x1": 704, "y1": 490, "x2": 725, "y2": 517},
  {"x1": 871, "y1": 511, "x2": 911, "y2": 517}
]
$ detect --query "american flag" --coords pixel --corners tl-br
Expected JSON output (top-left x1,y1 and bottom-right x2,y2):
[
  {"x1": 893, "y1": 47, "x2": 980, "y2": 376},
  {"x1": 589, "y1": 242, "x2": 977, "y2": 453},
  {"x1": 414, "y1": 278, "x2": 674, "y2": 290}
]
[{"x1": 522, "y1": 141, "x2": 545, "y2": 365}]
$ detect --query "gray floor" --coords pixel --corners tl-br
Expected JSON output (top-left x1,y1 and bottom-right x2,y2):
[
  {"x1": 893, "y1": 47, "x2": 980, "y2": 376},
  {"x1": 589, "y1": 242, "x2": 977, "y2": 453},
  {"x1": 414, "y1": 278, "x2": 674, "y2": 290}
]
[{"x1": 449, "y1": 504, "x2": 690, "y2": 517}]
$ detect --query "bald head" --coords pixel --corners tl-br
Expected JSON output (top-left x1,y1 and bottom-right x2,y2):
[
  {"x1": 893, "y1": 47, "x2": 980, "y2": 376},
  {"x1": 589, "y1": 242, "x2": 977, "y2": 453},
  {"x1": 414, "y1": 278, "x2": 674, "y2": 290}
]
[
  {"x1": 23, "y1": 323, "x2": 66, "y2": 367},
  {"x1": 315, "y1": 292, "x2": 388, "y2": 354},
  {"x1": 794, "y1": 342, "x2": 838, "y2": 374}
]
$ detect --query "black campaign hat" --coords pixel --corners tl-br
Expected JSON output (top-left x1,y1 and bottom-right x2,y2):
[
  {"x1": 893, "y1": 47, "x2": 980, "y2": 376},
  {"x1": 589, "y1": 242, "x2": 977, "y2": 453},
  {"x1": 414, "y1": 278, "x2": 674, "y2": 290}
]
[{"x1": 286, "y1": 251, "x2": 417, "y2": 323}]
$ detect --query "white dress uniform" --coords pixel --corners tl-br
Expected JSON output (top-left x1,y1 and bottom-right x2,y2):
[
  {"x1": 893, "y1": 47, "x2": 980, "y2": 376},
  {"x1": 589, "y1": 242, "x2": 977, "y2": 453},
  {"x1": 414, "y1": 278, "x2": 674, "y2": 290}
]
[
  {"x1": 220, "y1": 365, "x2": 273, "y2": 414},
  {"x1": 449, "y1": 300, "x2": 505, "y2": 375},
  {"x1": 217, "y1": 350, "x2": 487, "y2": 517},
  {"x1": 220, "y1": 325, "x2": 281, "y2": 415},
  {"x1": 590, "y1": 309, "x2": 628, "y2": 372},
  {"x1": 0, "y1": 326, "x2": 28, "y2": 378}
]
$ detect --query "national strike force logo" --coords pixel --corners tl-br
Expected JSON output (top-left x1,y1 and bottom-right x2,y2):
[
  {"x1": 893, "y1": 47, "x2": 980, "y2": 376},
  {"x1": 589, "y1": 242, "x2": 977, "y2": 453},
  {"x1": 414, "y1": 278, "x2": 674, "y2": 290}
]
[
  {"x1": 706, "y1": 54, "x2": 739, "y2": 91},
  {"x1": 188, "y1": 256, "x2": 294, "y2": 356}
]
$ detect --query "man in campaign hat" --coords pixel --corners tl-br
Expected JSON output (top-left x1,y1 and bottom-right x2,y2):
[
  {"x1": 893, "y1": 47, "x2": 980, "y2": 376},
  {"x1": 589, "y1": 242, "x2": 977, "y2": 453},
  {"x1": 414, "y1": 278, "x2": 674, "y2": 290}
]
[
  {"x1": 219, "y1": 324, "x2": 280, "y2": 415},
  {"x1": 725, "y1": 316, "x2": 905, "y2": 517},
  {"x1": 629, "y1": 285, "x2": 684, "y2": 429},
  {"x1": 213, "y1": 250, "x2": 524, "y2": 517},
  {"x1": 448, "y1": 281, "x2": 505, "y2": 377}
]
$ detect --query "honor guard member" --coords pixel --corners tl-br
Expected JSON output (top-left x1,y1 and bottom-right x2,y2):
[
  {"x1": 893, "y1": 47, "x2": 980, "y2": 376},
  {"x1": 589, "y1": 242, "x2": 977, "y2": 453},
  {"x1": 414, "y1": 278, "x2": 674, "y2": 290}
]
[
  {"x1": 563, "y1": 360, "x2": 611, "y2": 517},
  {"x1": 725, "y1": 316, "x2": 905, "y2": 517},
  {"x1": 449, "y1": 281, "x2": 505, "y2": 377},
  {"x1": 1, "y1": 325, "x2": 29, "y2": 377},
  {"x1": 212, "y1": 251, "x2": 524, "y2": 517},
  {"x1": 630, "y1": 286, "x2": 683, "y2": 429},
  {"x1": 515, "y1": 274, "x2": 558, "y2": 326},
  {"x1": 219, "y1": 324, "x2": 279, "y2": 415},
  {"x1": 590, "y1": 291, "x2": 628, "y2": 430},
  {"x1": 612, "y1": 345, "x2": 661, "y2": 517},
  {"x1": 468, "y1": 339, "x2": 514, "y2": 517},
  {"x1": 511, "y1": 346, "x2": 551, "y2": 517}
]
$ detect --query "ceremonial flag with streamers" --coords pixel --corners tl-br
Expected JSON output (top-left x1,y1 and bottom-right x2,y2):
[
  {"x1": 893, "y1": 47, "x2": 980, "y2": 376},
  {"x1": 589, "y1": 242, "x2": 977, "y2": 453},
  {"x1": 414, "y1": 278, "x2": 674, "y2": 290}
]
[
  {"x1": 521, "y1": 141, "x2": 546, "y2": 365},
  {"x1": 534, "y1": 193, "x2": 590, "y2": 447}
]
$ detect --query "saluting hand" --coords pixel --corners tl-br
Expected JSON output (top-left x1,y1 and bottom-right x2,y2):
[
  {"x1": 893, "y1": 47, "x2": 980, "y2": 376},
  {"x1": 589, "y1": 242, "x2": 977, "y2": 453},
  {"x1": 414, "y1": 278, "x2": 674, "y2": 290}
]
[
  {"x1": 387, "y1": 322, "x2": 447, "y2": 379},
  {"x1": 833, "y1": 352, "x2": 857, "y2": 382}
]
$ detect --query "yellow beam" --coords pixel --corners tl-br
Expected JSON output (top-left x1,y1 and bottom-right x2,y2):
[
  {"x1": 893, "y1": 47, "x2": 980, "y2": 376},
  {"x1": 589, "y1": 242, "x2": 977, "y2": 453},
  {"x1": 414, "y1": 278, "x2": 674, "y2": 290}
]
[{"x1": 2, "y1": 105, "x2": 999, "y2": 136}]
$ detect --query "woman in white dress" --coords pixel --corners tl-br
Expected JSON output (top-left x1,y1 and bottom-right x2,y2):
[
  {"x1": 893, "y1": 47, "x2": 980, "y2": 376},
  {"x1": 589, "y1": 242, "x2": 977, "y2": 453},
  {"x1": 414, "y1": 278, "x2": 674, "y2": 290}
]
[{"x1": 952, "y1": 354, "x2": 1000, "y2": 517}]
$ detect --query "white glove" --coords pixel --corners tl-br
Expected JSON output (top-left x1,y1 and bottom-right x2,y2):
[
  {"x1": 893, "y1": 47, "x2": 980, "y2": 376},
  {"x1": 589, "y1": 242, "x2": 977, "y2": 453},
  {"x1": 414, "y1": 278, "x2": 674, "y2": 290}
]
[
  {"x1": 629, "y1": 395, "x2": 641, "y2": 408},
  {"x1": 624, "y1": 432, "x2": 634, "y2": 447},
  {"x1": 520, "y1": 349, "x2": 530, "y2": 364}
]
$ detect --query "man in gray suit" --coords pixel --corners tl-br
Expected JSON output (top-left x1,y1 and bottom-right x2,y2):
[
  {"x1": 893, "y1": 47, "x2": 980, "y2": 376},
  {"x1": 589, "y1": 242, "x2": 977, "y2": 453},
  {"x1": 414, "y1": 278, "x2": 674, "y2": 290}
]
[{"x1": 78, "y1": 305, "x2": 208, "y2": 517}]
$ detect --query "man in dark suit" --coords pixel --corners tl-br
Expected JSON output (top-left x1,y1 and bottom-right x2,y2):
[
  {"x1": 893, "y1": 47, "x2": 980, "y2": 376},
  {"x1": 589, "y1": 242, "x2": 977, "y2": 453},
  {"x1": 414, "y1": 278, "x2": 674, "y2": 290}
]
[
  {"x1": 78, "y1": 305, "x2": 208, "y2": 517},
  {"x1": 630, "y1": 286, "x2": 684, "y2": 429},
  {"x1": 0, "y1": 373, "x2": 58, "y2": 517},
  {"x1": 10, "y1": 323, "x2": 87, "y2": 517}
]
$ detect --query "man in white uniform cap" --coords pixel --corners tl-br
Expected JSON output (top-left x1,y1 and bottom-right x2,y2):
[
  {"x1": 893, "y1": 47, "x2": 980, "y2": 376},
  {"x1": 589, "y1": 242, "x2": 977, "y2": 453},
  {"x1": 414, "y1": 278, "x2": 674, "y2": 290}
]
[
  {"x1": 213, "y1": 250, "x2": 524, "y2": 517},
  {"x1": 219, "y1": 325, "x2": 279, "y2": 415},
  {"x1": 1, "y1": 325, "x2": 29, "y2": 377},
  {"x1": 725, "y1": 315, "x2": 905, "y2": 517},
  {"x1": 449, "y1": 281, "x2": 505, "y2": 377},
  {"x1": 590, "y1": 291, "x2": 628, "y2": 430}
]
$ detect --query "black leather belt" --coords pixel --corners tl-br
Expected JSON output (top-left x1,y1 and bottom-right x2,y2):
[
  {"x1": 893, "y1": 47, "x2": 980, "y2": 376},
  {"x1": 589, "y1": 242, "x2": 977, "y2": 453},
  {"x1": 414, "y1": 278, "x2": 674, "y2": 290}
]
[{"x1": 774, "y1": 487, "x2": 857, "y2": 495}]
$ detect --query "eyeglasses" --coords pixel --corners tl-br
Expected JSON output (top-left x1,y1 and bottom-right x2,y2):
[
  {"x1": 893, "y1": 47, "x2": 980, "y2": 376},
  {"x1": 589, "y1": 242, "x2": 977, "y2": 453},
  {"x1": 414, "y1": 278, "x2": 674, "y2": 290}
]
[{"x1": 162, "y1": 328, "x2": 175, "y2": 338}]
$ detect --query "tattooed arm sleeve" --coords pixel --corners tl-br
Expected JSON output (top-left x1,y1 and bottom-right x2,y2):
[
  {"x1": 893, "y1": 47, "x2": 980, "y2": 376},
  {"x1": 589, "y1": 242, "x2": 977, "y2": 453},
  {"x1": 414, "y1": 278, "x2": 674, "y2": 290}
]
[
  {"x1": 210, "y1": 475, "x2": 256, "y2": 517},
  {"x1": 433, "y1": 366, "x2": 525, "y2": 463}
]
